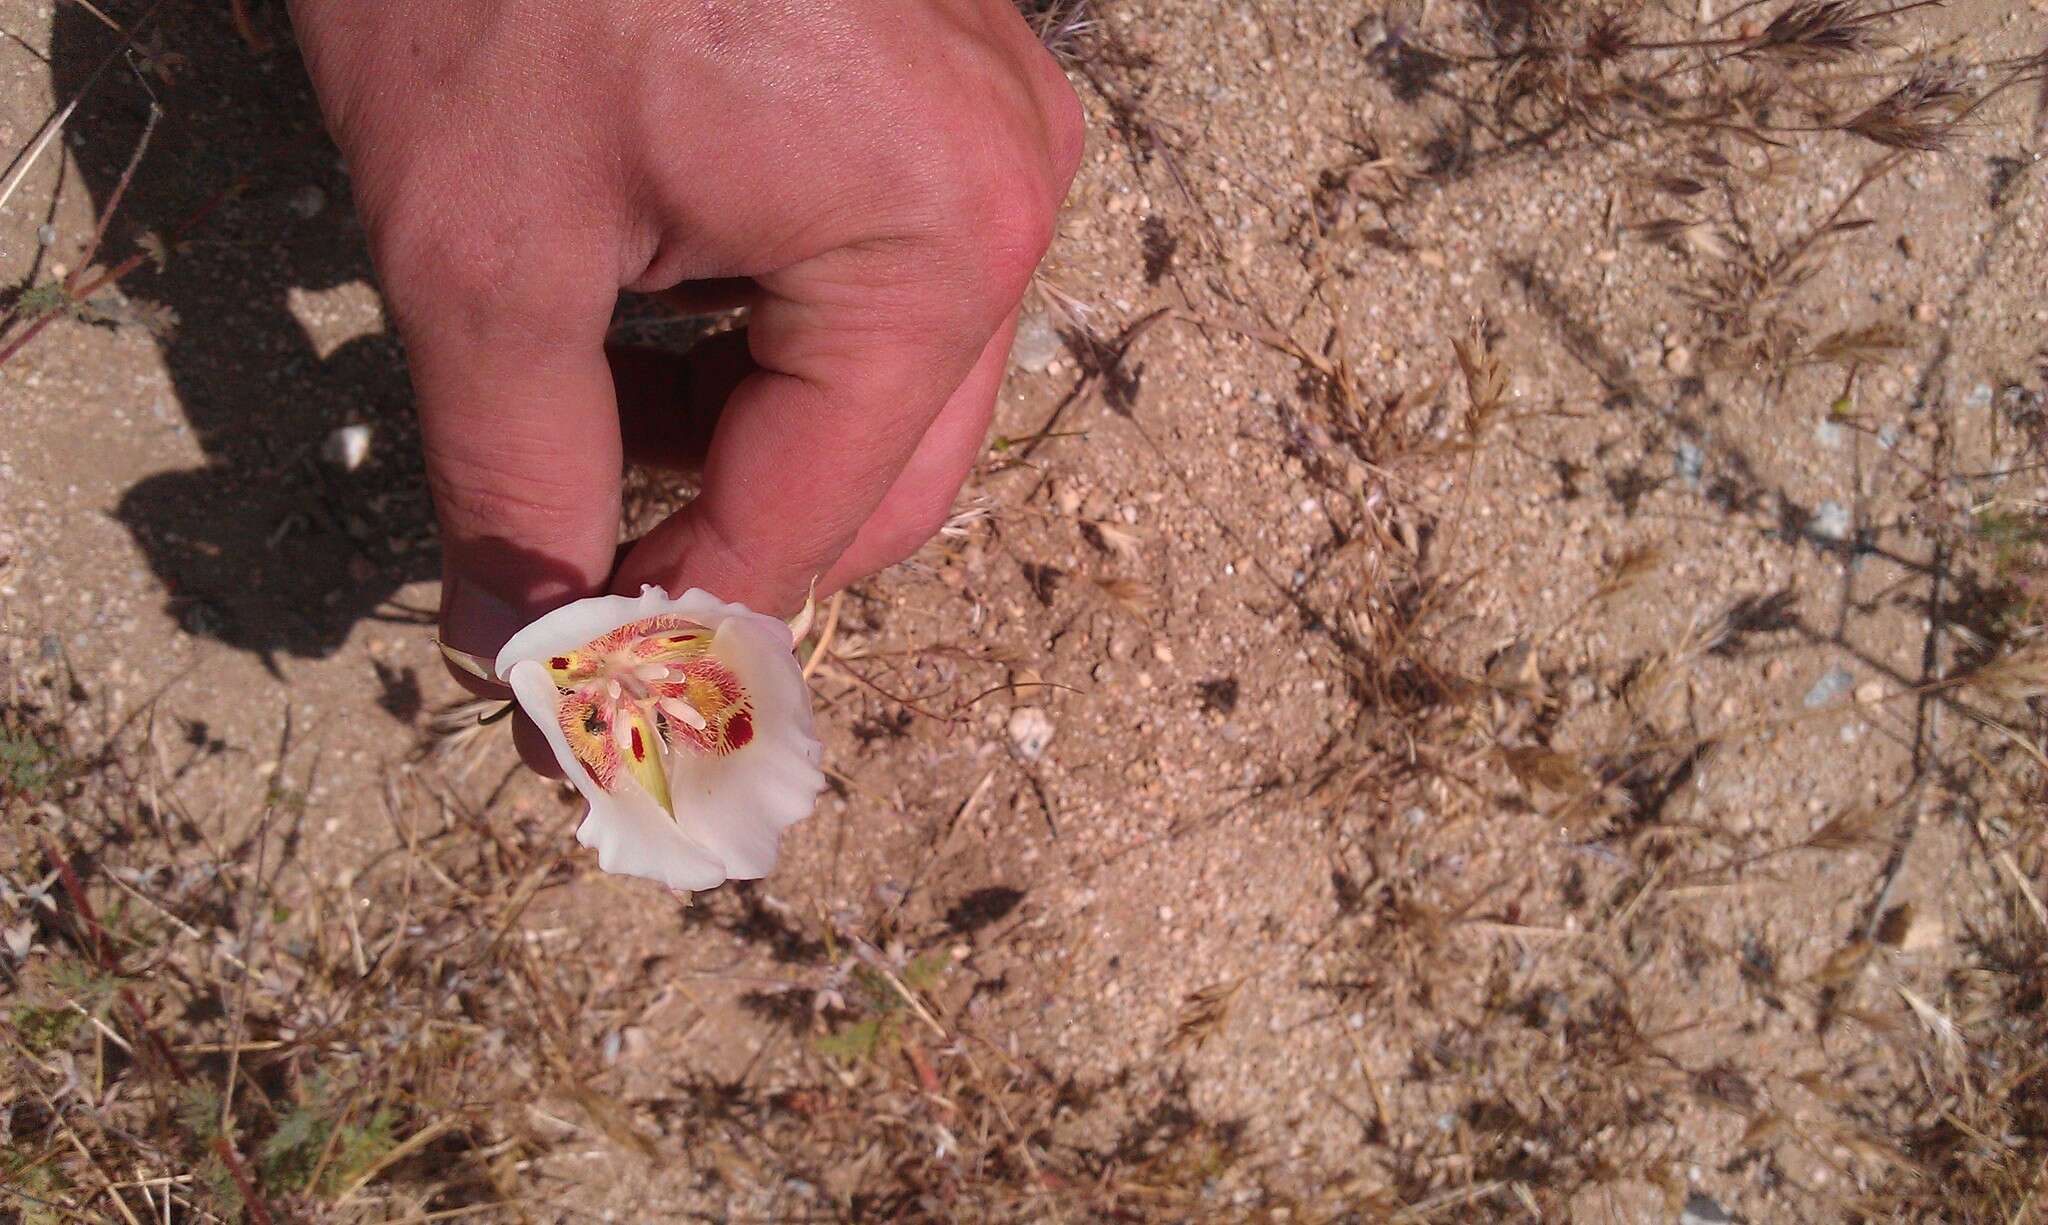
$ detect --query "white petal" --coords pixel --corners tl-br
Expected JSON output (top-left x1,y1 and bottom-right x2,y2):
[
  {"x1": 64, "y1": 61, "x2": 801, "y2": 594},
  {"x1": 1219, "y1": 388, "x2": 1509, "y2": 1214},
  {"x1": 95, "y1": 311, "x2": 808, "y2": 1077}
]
[
  {"x1": 662, "y1": 612, "x2": 824, "y2": 880},
  {"x1": 506, "y1": 660, "x2": 727, "y2": 891},
  {"x1": 494, "y1": 586, "x2": 762, "y2": 678}
]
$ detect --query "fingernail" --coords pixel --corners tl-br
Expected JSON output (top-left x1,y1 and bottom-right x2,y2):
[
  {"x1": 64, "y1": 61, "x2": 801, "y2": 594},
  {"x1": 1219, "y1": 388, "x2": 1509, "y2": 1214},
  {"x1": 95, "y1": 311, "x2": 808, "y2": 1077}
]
[{"x1": 440, "y1": 572, "x2": 527, "y2": 662}]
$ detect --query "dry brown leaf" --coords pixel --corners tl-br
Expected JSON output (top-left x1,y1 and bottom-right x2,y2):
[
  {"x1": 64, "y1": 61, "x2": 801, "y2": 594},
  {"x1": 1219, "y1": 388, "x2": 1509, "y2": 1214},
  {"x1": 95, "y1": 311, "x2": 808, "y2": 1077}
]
[
  {"x1": 1503, "y1": 746, "x2": 1594, "y2": 796},
  {"x1": 1874, "y1": 902, "x2": 1915, "y2": 948}
]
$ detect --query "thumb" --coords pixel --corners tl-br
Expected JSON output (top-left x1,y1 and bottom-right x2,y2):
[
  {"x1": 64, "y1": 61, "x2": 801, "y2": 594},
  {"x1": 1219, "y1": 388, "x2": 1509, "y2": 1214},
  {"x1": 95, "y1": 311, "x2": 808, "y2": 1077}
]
[{"x1": 383, "y1": 243, "x2": 626, "y2": 684}]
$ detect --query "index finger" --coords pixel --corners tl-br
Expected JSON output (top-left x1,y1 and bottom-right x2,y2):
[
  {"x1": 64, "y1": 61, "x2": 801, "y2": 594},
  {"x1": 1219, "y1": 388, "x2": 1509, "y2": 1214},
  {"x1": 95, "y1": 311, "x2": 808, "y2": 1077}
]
[{"x1": 613, "y1": 223, "x2": 1049, "y2": 614}]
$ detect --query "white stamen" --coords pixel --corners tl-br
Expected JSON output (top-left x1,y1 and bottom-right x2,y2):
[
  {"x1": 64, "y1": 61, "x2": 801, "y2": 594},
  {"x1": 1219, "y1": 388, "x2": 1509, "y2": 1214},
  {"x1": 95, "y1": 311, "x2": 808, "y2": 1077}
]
[{"x1": 659, "y1": 697, "x2": 708, "y2": 731}]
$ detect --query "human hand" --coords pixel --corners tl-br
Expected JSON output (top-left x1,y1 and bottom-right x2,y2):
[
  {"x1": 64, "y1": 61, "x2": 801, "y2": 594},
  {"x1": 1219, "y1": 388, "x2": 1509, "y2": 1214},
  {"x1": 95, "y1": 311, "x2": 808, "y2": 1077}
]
[{"x1": 287, "y1": 0, "x2": 1082, "y2": 705}]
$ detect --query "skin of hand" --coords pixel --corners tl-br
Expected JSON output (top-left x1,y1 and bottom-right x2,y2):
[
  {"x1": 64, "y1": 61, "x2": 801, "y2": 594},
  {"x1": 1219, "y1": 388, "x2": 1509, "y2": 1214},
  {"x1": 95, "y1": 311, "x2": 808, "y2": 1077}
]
[{"x1": 286, "y1": 0, "x2": 1082, "y2": 768}]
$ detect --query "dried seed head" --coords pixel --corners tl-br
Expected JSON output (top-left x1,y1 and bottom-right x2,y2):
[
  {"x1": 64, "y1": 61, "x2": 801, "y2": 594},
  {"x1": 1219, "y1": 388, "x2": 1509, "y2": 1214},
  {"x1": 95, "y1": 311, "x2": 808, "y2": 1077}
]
[
  {"x1": 1807, "y1": 322, "x2": 1913, "y2": 366},
  {"x1": 1452, "y1": 329, "x2": 1509, "y2": 439},
  {"x1": 1807, "y1": 805, "x2": 1891, "y2": 853},
  {"x1": 1749, "y1": 1, "x2": 1892, "y2": 64},
  {"x1": 1967, "y1": 641, "x2": 2048, "y2": 704},
  {"x1": 1583, "y1": 13, "x2": 1635, "y2": 64},
  {"x1": 1843, "y1": 70, "x2": 1971, "y2": 151},
  {"x1": 1595, "y1": 545, "x2": 1666, "y2": 603},
  {"x1": 1091, "y1": 576, "x2": 1153, "y2": 617}
]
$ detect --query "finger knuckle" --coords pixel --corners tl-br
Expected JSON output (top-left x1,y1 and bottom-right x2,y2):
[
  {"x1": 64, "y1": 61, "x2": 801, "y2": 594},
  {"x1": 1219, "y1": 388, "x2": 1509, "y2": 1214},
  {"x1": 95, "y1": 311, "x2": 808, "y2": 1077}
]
[
  {"x1": 371, "y1": 200, "x2": 596, "y2": 347},
  {"x1": 1045, "y1": 84, "x2": 1087, "y2": 182},
  {"x1": 424, "y1": 452, "x2": 595, "y2": 543},
  {"x1": 967, "y1": 183, "x2": 1058, "y2": 298}
]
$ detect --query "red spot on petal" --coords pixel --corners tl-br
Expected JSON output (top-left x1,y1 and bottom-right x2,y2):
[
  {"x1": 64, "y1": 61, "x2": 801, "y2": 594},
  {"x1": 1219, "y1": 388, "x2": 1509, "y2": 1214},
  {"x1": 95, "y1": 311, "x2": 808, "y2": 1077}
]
[
  {"x1": 630, "y1": 726, "x2": 646, "y2": 761},
  {"x1": 726, "y1": 710, "x2": 753, "y2": 750},
  {"x1": 549, "y1": 656, "x2": 571, "y2": 670}
]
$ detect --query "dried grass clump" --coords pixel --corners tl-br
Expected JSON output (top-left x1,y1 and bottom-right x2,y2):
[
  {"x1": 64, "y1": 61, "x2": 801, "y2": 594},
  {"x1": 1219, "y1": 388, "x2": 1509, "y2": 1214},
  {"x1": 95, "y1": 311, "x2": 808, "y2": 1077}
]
[{"x1": 1, "y1": 658, "x2": 638, "y2": 1223}]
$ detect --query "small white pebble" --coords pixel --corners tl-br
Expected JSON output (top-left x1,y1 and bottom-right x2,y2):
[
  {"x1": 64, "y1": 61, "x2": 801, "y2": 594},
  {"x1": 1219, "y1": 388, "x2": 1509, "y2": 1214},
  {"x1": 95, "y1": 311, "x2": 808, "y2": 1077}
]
[{"x1": 321, "y1": 423, "x2": 373, "y2": 472}]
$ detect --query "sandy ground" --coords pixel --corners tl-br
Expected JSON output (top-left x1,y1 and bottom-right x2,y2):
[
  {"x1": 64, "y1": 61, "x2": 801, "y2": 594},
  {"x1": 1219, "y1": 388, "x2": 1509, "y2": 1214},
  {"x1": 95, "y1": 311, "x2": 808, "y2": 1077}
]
[{"x1": 4, "y1": 1, "x2": 2047, "y2": 1221}]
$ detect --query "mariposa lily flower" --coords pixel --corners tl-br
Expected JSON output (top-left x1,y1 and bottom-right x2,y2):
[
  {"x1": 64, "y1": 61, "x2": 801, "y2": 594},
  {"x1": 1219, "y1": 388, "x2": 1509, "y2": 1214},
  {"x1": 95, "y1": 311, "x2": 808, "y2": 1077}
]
[{"x1": 449, "y1": 587, "x2": 824, "y2": 893}]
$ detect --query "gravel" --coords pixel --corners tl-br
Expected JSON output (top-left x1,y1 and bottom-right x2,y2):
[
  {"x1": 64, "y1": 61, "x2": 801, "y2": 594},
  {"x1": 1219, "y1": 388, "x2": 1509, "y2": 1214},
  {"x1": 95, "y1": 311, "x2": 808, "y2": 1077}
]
[{"x1": 1804, "y1": 666, "x2": 1855, "y2": 708}]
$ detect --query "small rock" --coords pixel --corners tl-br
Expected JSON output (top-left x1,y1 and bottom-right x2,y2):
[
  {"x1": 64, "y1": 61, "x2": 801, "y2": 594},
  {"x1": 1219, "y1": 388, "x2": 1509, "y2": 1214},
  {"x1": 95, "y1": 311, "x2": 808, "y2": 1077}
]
[
  {"x1": 1808, "y1": 500, "x2": 1852, "y2": 543},
  {"x1": 1007, "y1": 707, "x2": 1055, "y2": 761},
  {"x1": 1804, "y1": 667, "x2": 1854, "y2": 708},
  {"x1": 1855, "y1": 681, "x2": 1885, "y2": 705},
  {"x1": 1813, "y1": 419, "x2": 1845, "y2": 449},
  {"x1": 1681, "y1": 1192, "x2": 1736, "y2": 1225},
  {"x1": 1663, "y1": 345, "x2": 1693, "y2": 376},
  {"x1": 1965, "y1": 383, "x2": 1993, "y2": 410},
  {"x1": 1674, "y1": 438, "x2": 1706, "y2": 487},
  {"x1": 1010, "y1": 312, "x2": 1063, "y2": 373},
  {"x1": 287, "y1": 184, "x2": 327, "y2": 219},
  {"x1": 1913, "y1": 300, "x2": 1937, "y2": 323},
  {"x1": 35, "y1": 223, "x2": 55, "y2": 247},
  {"x1": 322, "y1": 423, "x2": 373, "y2": 472},
  {"x1": 1763, "y1": 658, "x2": 1786, "y2": 683}
]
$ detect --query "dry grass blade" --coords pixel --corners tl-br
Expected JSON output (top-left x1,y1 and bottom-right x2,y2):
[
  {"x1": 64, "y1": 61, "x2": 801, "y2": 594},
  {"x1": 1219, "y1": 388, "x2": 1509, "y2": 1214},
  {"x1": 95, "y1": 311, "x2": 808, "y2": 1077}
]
[
  {"x1": 1896, "y1": 985, "x2": 1965, "y2": 1070},
  {"x1": 1016, "y1": 0, "x2": 1095, "y2": 63}
]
